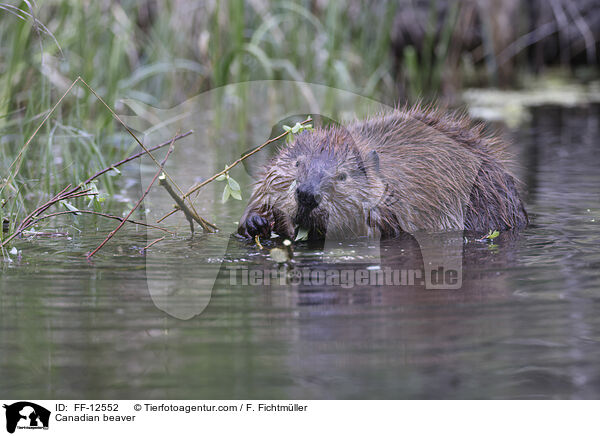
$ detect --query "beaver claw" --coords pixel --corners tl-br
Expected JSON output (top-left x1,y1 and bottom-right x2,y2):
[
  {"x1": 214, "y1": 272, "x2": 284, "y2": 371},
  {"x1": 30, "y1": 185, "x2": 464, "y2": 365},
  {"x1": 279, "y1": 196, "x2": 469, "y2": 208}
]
[{"x1": 242, "y1": 213, "x2": 272, "y2": 239}]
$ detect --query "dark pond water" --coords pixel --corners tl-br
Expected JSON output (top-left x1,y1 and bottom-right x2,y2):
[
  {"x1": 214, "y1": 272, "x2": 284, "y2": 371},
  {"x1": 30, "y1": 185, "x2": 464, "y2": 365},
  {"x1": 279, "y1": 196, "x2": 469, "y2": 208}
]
[{"x1": 1, "y1": 104, "x2": 599, "y2": 399}]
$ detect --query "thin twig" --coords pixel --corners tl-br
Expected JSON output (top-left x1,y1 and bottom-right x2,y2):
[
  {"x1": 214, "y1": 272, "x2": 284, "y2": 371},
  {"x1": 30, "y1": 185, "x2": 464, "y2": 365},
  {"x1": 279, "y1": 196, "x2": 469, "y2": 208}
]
[
  {"x1": 28, "y1": 210, "x2": 173, "y2": 234},
  {"x1": 86, "y1": 133, "x2": 178, "y2": 259},
  {"x1": 81, "y1": 130, "x2": 193, "y2": 186},
  {"x1": 156, "y1": 208, "x2": 179, "y2": 223},
  {"x1": 184, "y1": 117, "x2": 312, "y2": 199},
  {"x1": 0, "y1": 76, "x2": 208, "y2": 250},
  {"x1": 77, "y1": 76, "x2": 207, "y2": 227},
  {"x1": 1, "y1": 132, "x2": 191, "y2": 247},
  {"x1": 76, "y1": 77, "x2": 195, "y2": 216},
  {"x1": 17, "y1": 184, "x2": 73, "y2": 231},
  {"x1": 17, "y1": 187, "x2": 96, "y2": 232},
  {"x1": 158, "y1": 175, "x2": 217, "y2": 232},
  {"x1": 1, "y1": 79, "x2": 80, "y2": 194},
  {"x1": 143, "y1": 236, "x2": 166, "y2": 251},
  {"x1": 2, "y1": 74, "x2": 209, "y2": 237},
  {"x1": 157, "y1": 117, "x2": 312, "y2": 224},
  {"x1": 0, "y1": 184, "x2": 81, "y2": 249},
  {"x1": 1, "y1": 75, "x2": 185, "y2": 208}
]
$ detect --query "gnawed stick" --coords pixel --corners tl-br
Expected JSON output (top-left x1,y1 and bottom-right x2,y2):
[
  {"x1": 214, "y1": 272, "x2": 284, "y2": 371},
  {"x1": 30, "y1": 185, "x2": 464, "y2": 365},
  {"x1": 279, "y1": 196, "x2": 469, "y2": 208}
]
[
  {"x1": 158, "y1": 175, "x2": 218, "y2": 233},
  {"x1": 86, "y1": 133, "x2": 178, "y2": 259},
  {"x1": 75, "y1": 77, "x2": 207, "y2": 224}
]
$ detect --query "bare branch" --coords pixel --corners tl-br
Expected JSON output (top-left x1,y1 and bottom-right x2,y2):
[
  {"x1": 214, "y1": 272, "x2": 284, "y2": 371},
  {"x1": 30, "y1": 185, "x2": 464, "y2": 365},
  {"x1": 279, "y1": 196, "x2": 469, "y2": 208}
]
[{"x1": 86, "y1": 133, "x2": 178, "y2": 259}]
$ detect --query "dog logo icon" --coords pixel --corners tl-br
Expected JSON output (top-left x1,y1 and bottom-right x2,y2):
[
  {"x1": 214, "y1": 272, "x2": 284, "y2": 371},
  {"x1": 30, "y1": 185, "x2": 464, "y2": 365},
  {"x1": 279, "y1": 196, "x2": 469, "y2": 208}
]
[{"x1": 3, "y1": 402, "x2": 50, "y2": 434}]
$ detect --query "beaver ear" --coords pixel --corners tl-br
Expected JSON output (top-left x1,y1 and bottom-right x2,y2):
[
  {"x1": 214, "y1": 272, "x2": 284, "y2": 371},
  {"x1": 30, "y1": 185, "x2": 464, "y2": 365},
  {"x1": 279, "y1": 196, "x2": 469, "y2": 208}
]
[{"x1": 366, "y1": 150, "x2": 380, "y2": 173}]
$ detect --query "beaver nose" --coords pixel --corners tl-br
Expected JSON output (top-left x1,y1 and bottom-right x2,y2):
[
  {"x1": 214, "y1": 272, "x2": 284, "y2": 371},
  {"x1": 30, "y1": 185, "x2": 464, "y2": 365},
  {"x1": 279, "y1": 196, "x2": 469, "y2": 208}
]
[{"x1": 296, "y1": 186, "x2": 320, "y2": 210}]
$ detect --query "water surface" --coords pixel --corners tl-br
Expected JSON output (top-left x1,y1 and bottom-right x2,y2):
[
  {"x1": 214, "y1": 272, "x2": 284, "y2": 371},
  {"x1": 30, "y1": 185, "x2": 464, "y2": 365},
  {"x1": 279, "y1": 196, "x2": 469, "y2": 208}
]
[{"x1": 1, "y1": 105, "x2": 599, "y2": 399}]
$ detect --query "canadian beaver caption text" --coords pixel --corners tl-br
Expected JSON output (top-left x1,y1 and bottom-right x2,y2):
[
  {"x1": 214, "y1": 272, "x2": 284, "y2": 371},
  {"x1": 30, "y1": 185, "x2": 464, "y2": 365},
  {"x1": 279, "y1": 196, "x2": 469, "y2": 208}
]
[{"x1": 48, "y1": 402, "x2": 308, "y2": 429}]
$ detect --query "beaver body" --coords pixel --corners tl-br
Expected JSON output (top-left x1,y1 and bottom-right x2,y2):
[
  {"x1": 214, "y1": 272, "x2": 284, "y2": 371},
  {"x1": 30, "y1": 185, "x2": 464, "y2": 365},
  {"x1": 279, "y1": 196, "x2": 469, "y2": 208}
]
[{"x1": 238, "y1": 105, "x2": 528, "y2": 240}]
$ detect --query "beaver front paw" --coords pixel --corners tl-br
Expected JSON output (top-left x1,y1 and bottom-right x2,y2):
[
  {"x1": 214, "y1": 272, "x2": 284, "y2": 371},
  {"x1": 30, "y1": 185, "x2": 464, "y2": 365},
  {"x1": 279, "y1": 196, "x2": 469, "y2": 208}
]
[{"x1": 241, "y1": 213, "x2": 272, "y2": 239}]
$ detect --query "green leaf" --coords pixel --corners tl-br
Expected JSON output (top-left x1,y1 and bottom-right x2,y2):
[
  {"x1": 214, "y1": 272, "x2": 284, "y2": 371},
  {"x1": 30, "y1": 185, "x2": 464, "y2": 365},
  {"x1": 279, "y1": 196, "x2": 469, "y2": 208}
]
[
  {"x1": 291, "y1": 122, "x2": 302, "y2": 133},
  {"x1": 282, "y1": 125, "x2": 292, "y2": 132},
  {"x1": 230, "y1": 190, "x2": 242, "y2": 200},
  {"x1": 486, "y1": 230, "x2": 500, "y2": 240},
  {"x1": 222, "y1": 185, "x2": 231, "y2": 203},
  {"x1": 84, "y1": 182, "x2": 100, "y2": 201},
  {"x1": 295, "y1": 228, "x2": 309, "y2": 241},
  {"x1": 60, "y1": 200, "x2": 81, "y2": 215},
  {"x1": 215, "y1": 174, "x2": 227, "y2": 182},
  {"x1": 477, "y1": 229, "x2": 500, "y2": 243},
  {"x1": 228, "y1": 177, "x2": 240, "y2": 191}
]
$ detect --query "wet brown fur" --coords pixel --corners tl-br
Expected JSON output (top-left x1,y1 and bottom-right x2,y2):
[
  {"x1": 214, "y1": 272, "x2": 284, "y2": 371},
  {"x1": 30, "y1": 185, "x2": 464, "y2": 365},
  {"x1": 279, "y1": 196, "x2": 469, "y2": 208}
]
[{"x1": 238, "y1": 104, "x2": 529, "y2": 239}]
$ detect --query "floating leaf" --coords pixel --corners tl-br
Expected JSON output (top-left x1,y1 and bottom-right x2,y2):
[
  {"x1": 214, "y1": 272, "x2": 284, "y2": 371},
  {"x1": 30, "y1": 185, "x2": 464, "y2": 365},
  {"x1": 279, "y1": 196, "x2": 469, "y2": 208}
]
[
  {"x1": 477, "y1": 229, "x2": 500, "y2": 242},
  {"x1": 482, "y1": 230, "x2": 500, "y2": 240}
]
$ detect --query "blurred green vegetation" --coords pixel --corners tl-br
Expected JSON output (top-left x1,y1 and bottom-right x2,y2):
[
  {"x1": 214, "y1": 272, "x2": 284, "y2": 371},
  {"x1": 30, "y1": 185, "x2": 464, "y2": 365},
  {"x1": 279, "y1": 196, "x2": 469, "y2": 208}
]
[
  {"x1": 1, "y1": 0, "x2": 598, "y2": 243},
  {"x1": 0, "y1": 0, "x2": 400, "y2": 240}
]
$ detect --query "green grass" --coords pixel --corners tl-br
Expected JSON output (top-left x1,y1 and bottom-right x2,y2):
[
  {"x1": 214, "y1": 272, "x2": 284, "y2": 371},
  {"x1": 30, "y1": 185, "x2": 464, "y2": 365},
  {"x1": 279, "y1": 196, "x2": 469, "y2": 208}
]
[
  {"x1": 1, "y1": 1, "x2": 595, "y2": 249},
  {"x1": 0, "y1": 0, "x2": 402, "y2": 243},
  {"x1": 401, "y1": 1, "x2": 460, "y2": 101}
]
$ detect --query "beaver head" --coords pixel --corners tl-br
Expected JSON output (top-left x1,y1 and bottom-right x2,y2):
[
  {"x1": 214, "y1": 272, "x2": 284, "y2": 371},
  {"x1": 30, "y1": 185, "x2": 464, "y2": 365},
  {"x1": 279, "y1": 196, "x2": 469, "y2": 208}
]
[{"x1": 287, "y1": 128, "x2": 381, "y2": 237}]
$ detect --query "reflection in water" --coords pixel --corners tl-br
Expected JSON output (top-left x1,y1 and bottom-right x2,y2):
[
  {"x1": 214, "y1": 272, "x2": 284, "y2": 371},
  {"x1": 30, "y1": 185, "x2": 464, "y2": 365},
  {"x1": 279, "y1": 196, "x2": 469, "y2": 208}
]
[{"x1": 1, "y1": 105, "x2": 599, "y2": 399}]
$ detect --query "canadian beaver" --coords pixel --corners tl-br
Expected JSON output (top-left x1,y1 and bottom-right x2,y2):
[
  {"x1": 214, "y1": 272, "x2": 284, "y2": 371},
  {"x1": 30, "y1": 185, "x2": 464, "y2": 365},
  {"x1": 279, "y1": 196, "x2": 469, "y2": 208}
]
[{"x1": 238, "y1": 105, "x2": 528, "y2": 240}]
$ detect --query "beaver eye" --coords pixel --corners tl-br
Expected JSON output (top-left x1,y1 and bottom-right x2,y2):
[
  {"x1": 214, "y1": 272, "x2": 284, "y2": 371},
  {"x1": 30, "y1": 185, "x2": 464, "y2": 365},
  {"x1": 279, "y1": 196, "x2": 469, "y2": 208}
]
[
  {"x1": 336, "y1": 172, "x2": 347, "y2": 181},
  {"x1": 295, "y1": 160, "x2": 300, "y2": 167}
]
